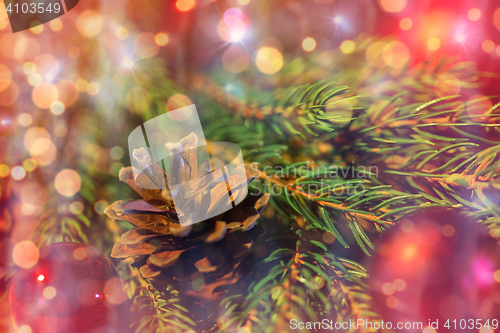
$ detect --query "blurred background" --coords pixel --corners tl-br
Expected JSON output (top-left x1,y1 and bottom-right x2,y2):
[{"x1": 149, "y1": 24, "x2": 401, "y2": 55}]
[{"x1": 1, "y1": 0, "x2": 500, "y2": 332}]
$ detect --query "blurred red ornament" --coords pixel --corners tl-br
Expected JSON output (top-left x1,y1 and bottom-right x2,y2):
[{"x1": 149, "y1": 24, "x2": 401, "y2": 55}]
[
  {"x1": 369, "y1": 209, "x2": 500, "y2": 332},
  {"x1": 9, "y1": 242, "x2": 127, "y2": 333}
]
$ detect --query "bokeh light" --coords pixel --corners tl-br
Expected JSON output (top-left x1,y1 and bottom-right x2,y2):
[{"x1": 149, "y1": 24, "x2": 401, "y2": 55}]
[
  {"x1": 56, "y1": 80, "x2": 79, "y2": 106},
  {"x1": 87, "y1": 82, "x2": 100, "y2": 95},
  {"x1": 302, "y1": 37, "x2": 317, "y2": 52},
  {"x1": 256, "y1": 47, "x2": 283, "y2": 74},
  {"x1": 494, "y1": 7, "x2": 500, "y2": 32},
  {"x1": 50, "y1": 101, "x2": 65, "y2": 115},
  {"x1": 378, "y1": 0, "x2": 407, "y2": 13},
  {"x1": 110, "y1": 146, "x2": 124, "y2": 160},
  {"x1": 467, "y1": 8, "x2": 481, "y2": 21},
  {"x1": 67, "y1": 46, "x2": 81, "y2": 59},
  {"x1": 50, "y1": 18, "x2": 63, "y2": 32},
  {"x1": 427, "y1": 37, "x2": 441, "y2": 51},
  {"x1": 12, "y1": 240, "x2": 39, "y2": 269},
  {"x1": 76, "y1": 11, "x2": 103, "y2": 38},
  {"x1": 43, "y1": 286, "x2": 57, "y2": 300},
  {"x1": 70, "y1": 201, "x2": 85, "y2": 215},
  {"x1": 237, "y1": 0, "x2": 251, "y2": 5},
  {"x1": 399, "y1": 17, "x2": 412, "y2": 30},
  {"x1": 482, "y1": 40, "x2": 495, "y2": 53},
  {"x1": 94, "y1": 200, "x2": 109, "y2": 214},
  {"x1": 154, "y1": 32, "x2": 169, "y2": 46},
  {"x1": 166, "y1": 94, "x2": 193, "y2": 114},
  {"x1": 365, "y1": 41, "x2": 387, "y2": 68},
  {"x1": 222, "y1": 46, "x2": 250, "y2": 73},
  {"x1": 0, "y1": 64, "x2": 11, "y2": 92},
  {"x1": 441, "y1": 224, "x2": 455, "y2": 237},
  {"x1": 11, "y1": 166, "x2": 26, "y2": 180},
  {"x1": 126, "y1": 87, "x2": 151, "y2": 114},
  {"x1": 115, "y1": 26, "x2": 129, "y2": 40},
  {"x1": 32, "y1": 82, "x2": 59, "y2": 109},
  {"x1": 0, "y1": 164, "x2": 9, "y2": 178},
  {"x1": 176, "y1": 0, "x2": 196, "y2": 12},
  {"x1": 340, "y1": 40, "x2": 356, "y2": 54},
  {"x1": 134, "y1": 32, "x2": 160, "y2": 58},
  {"x1": 55, "y1": 169, "x2": 82, "y2": 197},
  {"x1": 434, "y1": 73, "x2": 460, "y2": 97},
  {"x1": 0, "y1": 82, "x2": 19, "y2": 106},
  {"x1": 23, "y1": 158, "x2": 37, "y2": 172},
  {"x1": 224, "y1": 8, "x2": 243, "y2": 27},
  {"x1": 383, "y1": 41, "x2": 409, "y2": 68}
]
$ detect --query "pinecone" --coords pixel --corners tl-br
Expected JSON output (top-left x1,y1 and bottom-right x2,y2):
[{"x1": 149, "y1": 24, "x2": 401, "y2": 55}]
[{"x1": 105, "y1": 134, "x2": 269, "y2": 289}]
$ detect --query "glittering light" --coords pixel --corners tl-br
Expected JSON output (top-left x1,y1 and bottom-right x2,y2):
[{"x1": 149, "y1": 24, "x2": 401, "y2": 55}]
[
  {"x1": 399, "y1": 17, "x2": 412, "y2": 30},
  {"x1": 340, "y1": 40, "x2": 356, "y2": 54},
  {"x1": 256, "y1": 47, "x2": 283, "y2": 74},
  {"x1": 154, "y1": 32, "x2": 169, "y2": 46},
  {"x1": 230, "y1": 29, "x2": 245, "y2": 42},
  {"x1": 378, "y1": 0, "x2": 407, "y2": 13},
  {"x1": 482, "y1": 40, "x2": 495, "y2": 53},
  {"x1": 122, "y1": 58, "x2": 135, "y2": 69},
  {"x1": 55, "y1": 169, "x2": 82, "y2": 197},
  {"x1": 37, "y1": 274, "x2": 45, "y2": 282},
  {"x1": 11, "y1": 166, "x2": 26, "y2": 180},
  {"x1": 333, "y1": 16, "x2": 344, "y2": 24},
  {"x1": 27, "y1": 73, "x2": 42, "y2": 86},
  {"x1": 176, "y1": 0, "x2": 196, "y2": 12},
  {"x1": 95, "y1": 294, "x2": 101, "y2": 299},
  {"x1": 455, "y1": 33, "x2": 465, "y2": 43},
  {"x1": 468, "y1": 8, "x2": 481, "y2": 21},
  {"x1": 12, "y1": 240, "x2": 39, "y2": 269},
  {"x1": 302, "y1": 37, "x2": 317, "y2": 52},
  {"x1": 30, "y1": 23, "x2": 43, "y2": 35},
  {"x1": 237, "y1": 0, "x2": 250, "y2": 5},
  {"x1": 225, "y1": 84, "x2": 234, "y2": 92}
]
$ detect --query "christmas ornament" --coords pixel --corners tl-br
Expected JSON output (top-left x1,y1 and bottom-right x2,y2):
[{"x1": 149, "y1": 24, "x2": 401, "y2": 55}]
[
  {"x1": 369, "y1": 209, "x2": 500, "y2": 332},
  {"x1": 105, "y1": 133, "x2": 269, "y2": 291},
  {"x1": 9, "y1": 242, "x2": 127, "y2": 333}
]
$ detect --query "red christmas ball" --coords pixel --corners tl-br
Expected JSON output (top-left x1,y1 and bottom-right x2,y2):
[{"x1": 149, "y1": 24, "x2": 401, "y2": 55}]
[
  {"x1": 369, "y1": 209, "x2": 500, "y2": 332},
  {"x1": 9, "y1": 242, "x2": 127, "y2": 333}
]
